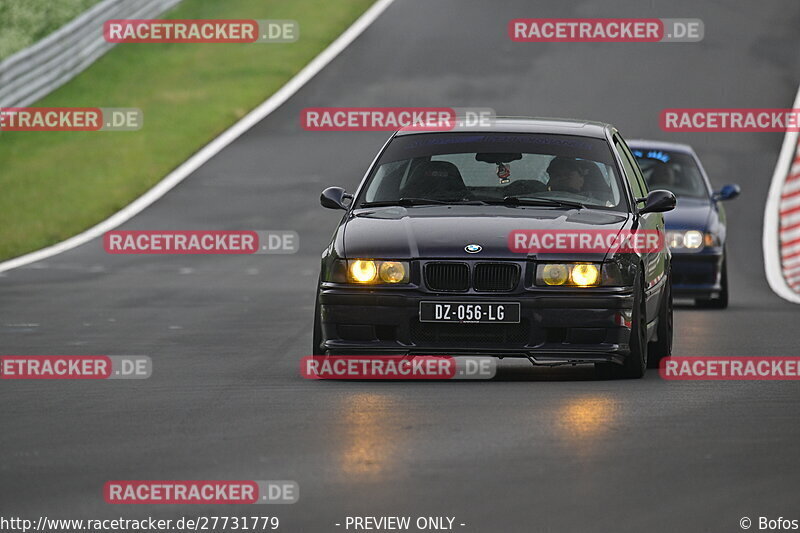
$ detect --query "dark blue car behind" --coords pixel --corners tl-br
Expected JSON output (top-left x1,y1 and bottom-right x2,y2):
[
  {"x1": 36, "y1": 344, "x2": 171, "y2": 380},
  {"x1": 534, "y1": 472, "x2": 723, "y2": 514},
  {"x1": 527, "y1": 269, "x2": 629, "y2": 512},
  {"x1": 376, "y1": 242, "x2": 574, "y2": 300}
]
[{"x1": 628, "y1": 140, "x2": 740, "y2": 308}]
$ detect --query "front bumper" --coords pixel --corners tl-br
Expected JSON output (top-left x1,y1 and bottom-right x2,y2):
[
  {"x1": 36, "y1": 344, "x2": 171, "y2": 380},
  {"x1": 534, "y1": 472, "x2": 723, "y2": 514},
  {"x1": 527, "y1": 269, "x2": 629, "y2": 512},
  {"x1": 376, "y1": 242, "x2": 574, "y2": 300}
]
[
  {"x1": 671, "y1": 250, "x2": 723, "y2": 298},
  {"x1": 318, "y1": 285, "x2": 635, "y2": 365}
]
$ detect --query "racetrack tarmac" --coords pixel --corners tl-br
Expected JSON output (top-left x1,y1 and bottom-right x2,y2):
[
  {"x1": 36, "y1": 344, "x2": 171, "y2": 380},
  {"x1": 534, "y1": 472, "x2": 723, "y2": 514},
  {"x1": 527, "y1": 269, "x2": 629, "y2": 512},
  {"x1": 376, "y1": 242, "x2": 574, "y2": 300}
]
[{"x1": 2, "y1": 1, "x2": 800, "y2": 531}]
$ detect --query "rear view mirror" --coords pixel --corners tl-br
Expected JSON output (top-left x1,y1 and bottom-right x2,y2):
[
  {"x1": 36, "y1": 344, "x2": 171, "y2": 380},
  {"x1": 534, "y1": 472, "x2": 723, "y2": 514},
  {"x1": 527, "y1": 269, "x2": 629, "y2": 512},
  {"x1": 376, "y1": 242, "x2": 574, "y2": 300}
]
[
  {"x1": 714, "y1": 184, "x2": 741, "y2": 202},
  {"x1": 320, "y1": 187, "x2": 352, "y2": 210},
  {"x1": 475, "y1": 152, "x2": 523, "y2": 164},
  {"x1": 638, "y1": 189, "x2": 676, "y2": 214}
]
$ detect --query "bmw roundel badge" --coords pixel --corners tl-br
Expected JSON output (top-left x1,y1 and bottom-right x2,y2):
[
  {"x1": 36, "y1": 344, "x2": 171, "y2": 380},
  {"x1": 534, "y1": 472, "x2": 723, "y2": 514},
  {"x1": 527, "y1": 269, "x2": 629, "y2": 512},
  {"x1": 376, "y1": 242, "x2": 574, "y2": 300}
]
[{"x1": 465, "y1": 244, "x2": 482, "y2": 253}]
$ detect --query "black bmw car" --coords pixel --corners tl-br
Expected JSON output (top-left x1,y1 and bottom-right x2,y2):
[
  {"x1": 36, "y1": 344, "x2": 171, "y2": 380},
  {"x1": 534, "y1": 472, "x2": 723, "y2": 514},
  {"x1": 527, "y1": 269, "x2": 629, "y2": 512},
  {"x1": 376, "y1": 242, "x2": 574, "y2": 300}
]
[
  {"x1": 314, "y1": 118, "x2": 676, "y2": 378},
  {"x1": 628, "y1": 140, "x2": 740, "y2": 308}
]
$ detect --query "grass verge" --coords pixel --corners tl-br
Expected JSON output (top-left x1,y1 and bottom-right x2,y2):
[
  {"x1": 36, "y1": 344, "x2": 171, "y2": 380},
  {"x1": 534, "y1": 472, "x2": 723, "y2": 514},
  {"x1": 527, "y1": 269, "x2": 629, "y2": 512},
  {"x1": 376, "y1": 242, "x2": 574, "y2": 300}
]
[
  {"x1": 0, "y1": 0, "x2": 103, "y2": 59},
  {"x1": 0, "y1": 0, "x2": 374, "y2": 261}
]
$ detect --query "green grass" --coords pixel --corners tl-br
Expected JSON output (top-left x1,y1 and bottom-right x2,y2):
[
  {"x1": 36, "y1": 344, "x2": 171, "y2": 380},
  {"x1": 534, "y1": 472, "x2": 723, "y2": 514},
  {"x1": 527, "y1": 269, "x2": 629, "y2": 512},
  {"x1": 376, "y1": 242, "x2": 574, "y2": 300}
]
[
  {"x1": 0, "y1": 0, "x2": 374, "y2": 261},
  {"x1": 0, "y1": 0, "x2": 104, "y2": 59}
]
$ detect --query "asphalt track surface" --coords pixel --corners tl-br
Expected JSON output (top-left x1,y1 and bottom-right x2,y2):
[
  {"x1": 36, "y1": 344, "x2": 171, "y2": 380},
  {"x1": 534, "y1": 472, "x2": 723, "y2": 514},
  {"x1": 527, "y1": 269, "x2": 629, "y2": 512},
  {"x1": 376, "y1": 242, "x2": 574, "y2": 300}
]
[{"x1": 2, "y1": 1, "x2": 800, "y2": 531}]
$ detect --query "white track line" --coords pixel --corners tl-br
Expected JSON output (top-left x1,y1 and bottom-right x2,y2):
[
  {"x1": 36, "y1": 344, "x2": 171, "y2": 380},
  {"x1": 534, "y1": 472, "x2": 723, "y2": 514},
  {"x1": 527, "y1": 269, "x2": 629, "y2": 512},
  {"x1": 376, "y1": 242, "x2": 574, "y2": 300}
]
[
  {"x1": 763, "y1": 83, "x2": 800, "y2": 303},
  {"x1": 0, "y1": 0, "x2": 395, "y2": 274}
]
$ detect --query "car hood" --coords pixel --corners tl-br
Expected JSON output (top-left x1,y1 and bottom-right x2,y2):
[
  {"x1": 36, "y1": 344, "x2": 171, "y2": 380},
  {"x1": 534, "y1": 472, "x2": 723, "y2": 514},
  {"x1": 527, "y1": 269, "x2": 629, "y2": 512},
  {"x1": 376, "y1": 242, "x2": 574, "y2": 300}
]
[
  {"x1": 343, "y1": 205, "x2": 630, "y2": 260},
  {"x1": 664, "y1": 197, "x2": 712, "y2": 230}
]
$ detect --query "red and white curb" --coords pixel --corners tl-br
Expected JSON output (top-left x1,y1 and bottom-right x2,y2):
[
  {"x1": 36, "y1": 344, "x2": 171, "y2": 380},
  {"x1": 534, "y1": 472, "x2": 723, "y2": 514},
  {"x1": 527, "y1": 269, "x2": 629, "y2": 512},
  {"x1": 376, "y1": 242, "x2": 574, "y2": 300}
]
[
  {"x1": 763, "y1": 84, "x2": 800, "y2": 303},
  {"x1": 781, "y1": 143, "x2": 800, "y2": 288}
]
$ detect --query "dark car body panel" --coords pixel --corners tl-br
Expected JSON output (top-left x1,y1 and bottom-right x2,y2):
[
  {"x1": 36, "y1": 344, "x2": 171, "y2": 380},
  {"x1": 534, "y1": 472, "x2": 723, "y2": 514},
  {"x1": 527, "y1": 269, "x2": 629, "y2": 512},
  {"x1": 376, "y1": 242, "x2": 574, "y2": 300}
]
[
  {"x1": 393, "y1": 117, "x2": 611, "y2": 139},
  {"x1": 344, "y1": 205, "x2": 629, "y2": 260},
  {"x1": 317, "y1": 119, "x2": 671, "y2": 364}
]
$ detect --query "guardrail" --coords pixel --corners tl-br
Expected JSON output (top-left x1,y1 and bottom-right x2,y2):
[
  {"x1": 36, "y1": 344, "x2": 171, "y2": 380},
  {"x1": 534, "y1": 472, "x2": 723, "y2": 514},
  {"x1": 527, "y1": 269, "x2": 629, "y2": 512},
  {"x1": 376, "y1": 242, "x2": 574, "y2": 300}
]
[{"x1": 0, "y1": 0, "x2": 183, "y2": 108}]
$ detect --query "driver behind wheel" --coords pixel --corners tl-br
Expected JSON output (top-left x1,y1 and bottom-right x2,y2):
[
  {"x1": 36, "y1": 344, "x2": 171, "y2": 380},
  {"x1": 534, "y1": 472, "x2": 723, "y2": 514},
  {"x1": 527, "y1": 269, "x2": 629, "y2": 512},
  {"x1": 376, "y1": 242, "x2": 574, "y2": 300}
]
[{"x1": 546, "y1": 156, "x2": 584, "y2": 194}]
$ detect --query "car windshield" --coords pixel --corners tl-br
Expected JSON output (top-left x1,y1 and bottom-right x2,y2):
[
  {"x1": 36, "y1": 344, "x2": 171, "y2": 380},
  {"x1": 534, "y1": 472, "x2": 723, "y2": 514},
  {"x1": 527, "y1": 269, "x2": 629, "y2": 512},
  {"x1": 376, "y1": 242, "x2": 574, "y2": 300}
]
[
  {"x1": 632, "y1": 148, "x2": 709, "y2": 199},
  {"x1": 356, "y1": 132, "x2": 626, "y2": 211}
]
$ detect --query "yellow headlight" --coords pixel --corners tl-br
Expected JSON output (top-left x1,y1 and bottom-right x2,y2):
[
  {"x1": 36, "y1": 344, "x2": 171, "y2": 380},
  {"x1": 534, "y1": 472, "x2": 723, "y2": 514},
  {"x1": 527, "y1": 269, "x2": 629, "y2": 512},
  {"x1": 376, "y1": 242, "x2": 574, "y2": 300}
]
[
  {"x1": 542, "y1": 264, "x2": 569, "y2": 285},
  {"x1": 571, "y1": 264, "x2": 600, "y2": 286},
  {"x1": 349, "y1": 260, "x2": 377, "y2": 283},
  {"x1": 379, "y1": 261, "x2": 406, "y2": 283}
]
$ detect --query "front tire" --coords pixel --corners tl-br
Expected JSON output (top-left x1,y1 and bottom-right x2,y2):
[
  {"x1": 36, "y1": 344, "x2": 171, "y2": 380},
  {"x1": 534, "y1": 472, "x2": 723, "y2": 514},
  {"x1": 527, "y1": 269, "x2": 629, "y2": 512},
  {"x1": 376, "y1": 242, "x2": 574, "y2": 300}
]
[
  {"x1": 596, "y1": 273, "x2": 648, "y2": 379},
  {"x1": 696, "y1": 253, "x2": 728, "y2": 309},
  {"x1": 648, "y1": 271, "x2": 672, "y2": 368},
  {"x1": 312, "y1": 293, "x2": 324, "y2": 356}
]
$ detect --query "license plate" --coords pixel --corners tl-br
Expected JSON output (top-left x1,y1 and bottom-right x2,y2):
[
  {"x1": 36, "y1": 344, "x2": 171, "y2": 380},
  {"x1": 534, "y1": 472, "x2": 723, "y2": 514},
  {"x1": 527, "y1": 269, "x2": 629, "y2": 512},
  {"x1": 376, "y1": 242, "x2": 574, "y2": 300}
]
[{"x1": 419, "y1": 302, "x2": 520, "y2": 323}]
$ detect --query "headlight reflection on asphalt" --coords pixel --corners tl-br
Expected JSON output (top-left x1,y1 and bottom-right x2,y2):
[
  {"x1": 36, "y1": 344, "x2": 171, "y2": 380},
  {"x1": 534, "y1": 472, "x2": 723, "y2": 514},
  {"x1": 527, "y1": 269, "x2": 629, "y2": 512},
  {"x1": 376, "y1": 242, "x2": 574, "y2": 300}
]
[
  {"x1": 337, "y1": 393, "x2": 404, "y2": 480},
  {"x1": 556, "y1": 397, "x2": 617, "y2": 456}
]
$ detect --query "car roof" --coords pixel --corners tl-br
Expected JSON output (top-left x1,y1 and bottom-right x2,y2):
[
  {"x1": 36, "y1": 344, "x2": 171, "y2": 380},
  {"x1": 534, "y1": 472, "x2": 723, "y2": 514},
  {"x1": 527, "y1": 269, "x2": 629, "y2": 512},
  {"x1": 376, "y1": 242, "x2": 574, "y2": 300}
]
[
  {"x1": 395, "y1": 116, "x2": 613, "y2": 139},
  {"x1": 626, "y1": 139, "x2": 696, "y2": 154}
]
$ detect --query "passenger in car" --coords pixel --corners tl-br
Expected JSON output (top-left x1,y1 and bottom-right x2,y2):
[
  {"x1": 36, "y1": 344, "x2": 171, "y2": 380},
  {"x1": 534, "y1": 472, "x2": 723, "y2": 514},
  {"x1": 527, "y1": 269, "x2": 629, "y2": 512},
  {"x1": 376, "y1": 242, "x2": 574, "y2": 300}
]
[{"x1": 577, "y1": 159, "x2": 613, "y2": 199}]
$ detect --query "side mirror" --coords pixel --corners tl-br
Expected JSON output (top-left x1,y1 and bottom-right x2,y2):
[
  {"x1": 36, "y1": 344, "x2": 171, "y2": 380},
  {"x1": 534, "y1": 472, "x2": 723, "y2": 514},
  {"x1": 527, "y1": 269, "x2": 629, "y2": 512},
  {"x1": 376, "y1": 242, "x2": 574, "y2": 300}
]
[
  {"x1": 320, "y1": 187, "x2": 352, "y2": 210},
  {"x1": 713, "y1": 184, "x2": 741, "y2": 202},
  {"x1": 638, "y1": 189, "x2": 676, "y2": 215}
]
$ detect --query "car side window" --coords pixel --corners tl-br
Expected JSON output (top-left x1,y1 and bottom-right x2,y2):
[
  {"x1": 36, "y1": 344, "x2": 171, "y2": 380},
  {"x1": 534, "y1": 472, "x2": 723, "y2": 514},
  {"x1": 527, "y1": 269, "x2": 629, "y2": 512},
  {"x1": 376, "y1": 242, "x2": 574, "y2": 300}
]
[
  {"x1": 613, "y1": 135, "x2": 645, "y2": 199},
  {"x1": 365, "y1": 159, "x2": 409, "y2": 202},
  {"x1": 615, "y1": 135, "x2": 649, "y2": 197}
]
